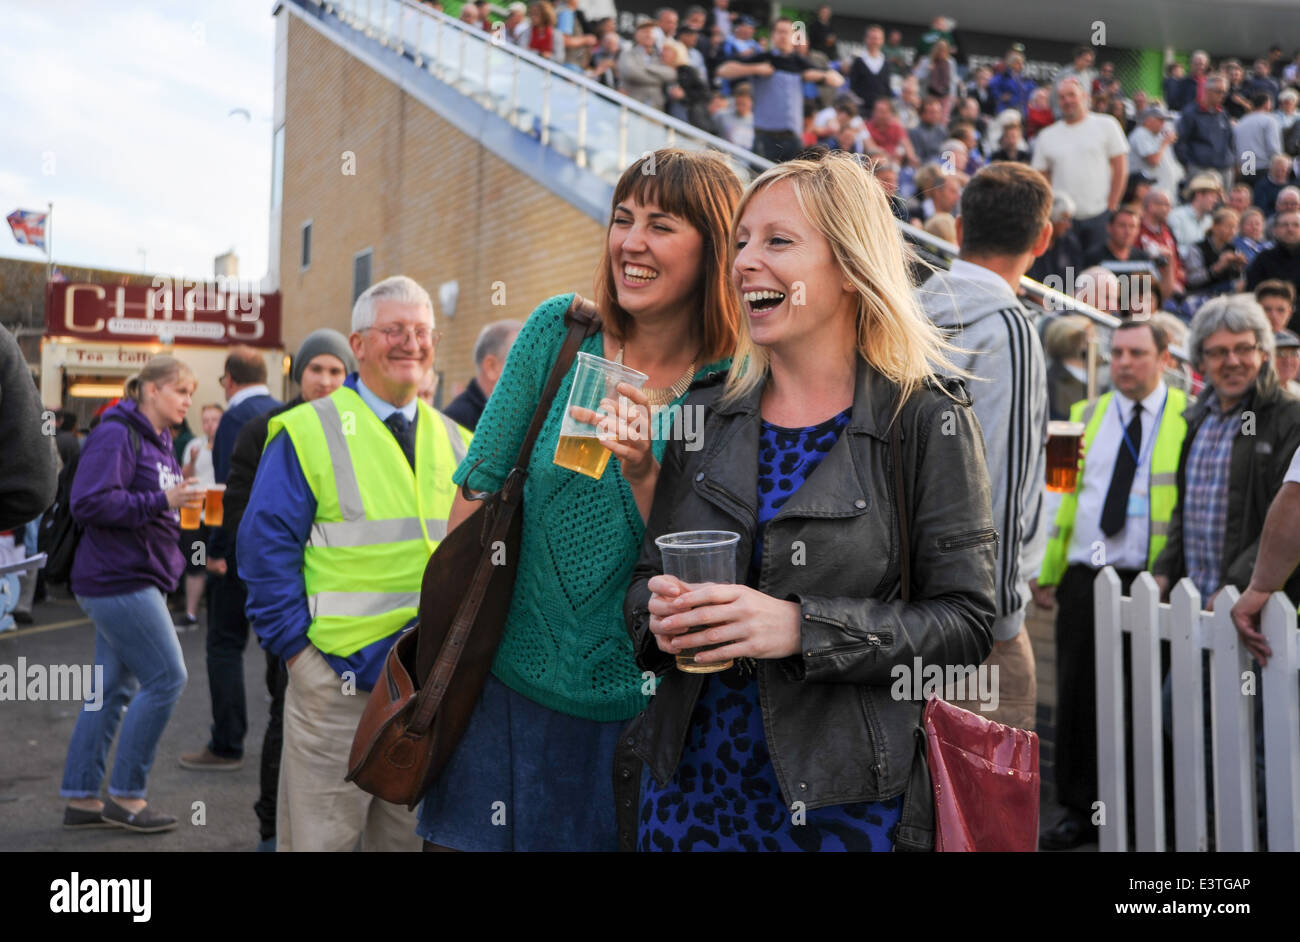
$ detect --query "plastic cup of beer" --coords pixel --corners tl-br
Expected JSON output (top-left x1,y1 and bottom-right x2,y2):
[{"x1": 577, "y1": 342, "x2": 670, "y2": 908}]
[
  {"x1": 654, "y1": 530, "x2": 740, "y2": 674},
  {"x1": 179, "y1": 485, "x2": 205, "y2": 530},
  {"x1": 553, "y1": 351, "x2": 649, "y2": 479},
  {"x1": 204, "y1": 484, "x2": 226, "y2": 528},
  {"x1": 1046, "y1": 421, "x2": 1086, "y2": 493}
]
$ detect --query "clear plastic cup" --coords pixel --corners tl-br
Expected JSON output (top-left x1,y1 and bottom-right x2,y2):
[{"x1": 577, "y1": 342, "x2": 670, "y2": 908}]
[
  {"x1": 655, "y1": 530, "x2": 740, "y2": 673},
  {"x1": 553, "y1": 351, "x2": 648, "y2": 479}
]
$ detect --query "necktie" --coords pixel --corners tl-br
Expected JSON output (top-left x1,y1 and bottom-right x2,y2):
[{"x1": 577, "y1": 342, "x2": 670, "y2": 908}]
[
  {"x1": 384, "y1": 412, "x2": 416, "y2": 470},
  {"x1": 1100, "y1": 403, "x2": 1142, "y2": 538}
]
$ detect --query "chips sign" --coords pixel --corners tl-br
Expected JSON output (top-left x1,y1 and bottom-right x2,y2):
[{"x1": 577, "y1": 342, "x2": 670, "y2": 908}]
[{"x1": 45, "y1": 280, "x2": 282, "y2": 348}]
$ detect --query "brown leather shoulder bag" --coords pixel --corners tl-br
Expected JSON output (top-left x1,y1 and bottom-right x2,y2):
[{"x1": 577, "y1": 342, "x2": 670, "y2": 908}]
[{"x1": 346, "y1": 294, "x2": 602, "y2": 808}]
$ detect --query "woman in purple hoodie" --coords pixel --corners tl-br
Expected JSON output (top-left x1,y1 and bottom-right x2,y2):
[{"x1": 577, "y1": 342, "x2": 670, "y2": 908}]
[{"x1": 60, "y1": 355, "x2": 203, "y2": 834}]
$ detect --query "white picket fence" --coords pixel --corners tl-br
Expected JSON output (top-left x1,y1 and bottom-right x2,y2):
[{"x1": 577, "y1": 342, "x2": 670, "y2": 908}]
[{"x1": 1095, "y1": 568, "x2": 1300, "y2": 851}]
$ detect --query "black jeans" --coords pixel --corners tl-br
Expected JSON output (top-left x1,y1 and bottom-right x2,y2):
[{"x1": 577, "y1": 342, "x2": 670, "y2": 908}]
[
  {"x1": 753, "y1": 129, "x2": 803, "y2": 164},
  {"x1": 255, "y1": 651, "x2": 288, "y2": 841},
  {"x1": 206, "y1": 563, "x2": 251, "y2": 759},
  {"x1": 1053, "y1": 563, "x2": 1142, "y2": 817}
]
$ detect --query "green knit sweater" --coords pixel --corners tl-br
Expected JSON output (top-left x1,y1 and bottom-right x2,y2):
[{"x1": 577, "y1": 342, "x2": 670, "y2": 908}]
[{"x1": 454, "y1": 293, "x2": 730, "y2": 721}]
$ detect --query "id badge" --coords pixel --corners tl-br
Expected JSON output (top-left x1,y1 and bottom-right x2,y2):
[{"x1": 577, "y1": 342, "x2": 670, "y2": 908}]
[{"x1": 1127, "y1": 494, "x2": 1149, "y2": 518}]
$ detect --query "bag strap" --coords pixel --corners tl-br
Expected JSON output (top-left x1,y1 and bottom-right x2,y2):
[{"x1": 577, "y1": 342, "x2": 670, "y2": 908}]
[
  {"x1": 889, "y1": 409, "x2": 910, "y2": 603},
  {"x1": 409, "y1": 294, "x2": 602, "y2": 728}
]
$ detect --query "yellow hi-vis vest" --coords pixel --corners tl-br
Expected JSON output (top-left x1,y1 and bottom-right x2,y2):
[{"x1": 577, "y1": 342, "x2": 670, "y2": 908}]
[
  {"x1": 266, "y1": 385, "x2": 472, "y2": 658},
  {"x1": 1038, "y1": 387, "x2": 1188, "y2": 587}
]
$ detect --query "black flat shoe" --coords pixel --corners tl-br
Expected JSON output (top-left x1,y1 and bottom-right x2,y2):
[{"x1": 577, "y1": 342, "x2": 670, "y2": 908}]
[
  {"x1": 1039, "y1": 811, "x2": 1097, "y2": 850},
  {"x1": 102, "y1": 799, "x2": 177, "y2": 834},
  {"x1": 62, "y1": 805, "x2": 114, "y2": 830}
]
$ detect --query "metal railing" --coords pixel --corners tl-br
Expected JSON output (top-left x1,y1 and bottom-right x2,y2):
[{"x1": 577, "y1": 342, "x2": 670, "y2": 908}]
[{"x1": 315, "y1": 0, "x2": 770, "y2": 184}]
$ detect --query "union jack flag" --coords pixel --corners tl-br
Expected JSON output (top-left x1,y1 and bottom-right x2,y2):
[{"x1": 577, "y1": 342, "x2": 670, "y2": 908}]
[{"x1": 7, "y1": 209, "x2": 48, "y2": 250}]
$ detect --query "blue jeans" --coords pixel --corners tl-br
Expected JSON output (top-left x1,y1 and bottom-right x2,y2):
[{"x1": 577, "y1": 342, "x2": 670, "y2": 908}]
[{"x1": 61, "y1": 587, "x2": 188, "y2": 800}]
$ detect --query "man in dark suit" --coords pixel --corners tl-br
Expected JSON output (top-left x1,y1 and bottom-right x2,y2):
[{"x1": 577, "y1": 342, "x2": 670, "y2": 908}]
[
  {"x1": 442, "y1": 319, "x2": 521, "y2": 432},
  {"x1": 180, "y1": 346, "x2": 281, "y2": 771}
]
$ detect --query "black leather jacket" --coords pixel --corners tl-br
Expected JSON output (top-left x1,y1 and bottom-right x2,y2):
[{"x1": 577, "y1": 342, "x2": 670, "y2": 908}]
[{"x1": 615, "y1": 358, "x2": 998, "y2": 851}]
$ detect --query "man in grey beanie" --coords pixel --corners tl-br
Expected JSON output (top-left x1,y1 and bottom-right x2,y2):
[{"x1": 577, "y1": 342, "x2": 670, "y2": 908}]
[{"x1": 220, "y1": 327, "x2": 355, "y2": 851}]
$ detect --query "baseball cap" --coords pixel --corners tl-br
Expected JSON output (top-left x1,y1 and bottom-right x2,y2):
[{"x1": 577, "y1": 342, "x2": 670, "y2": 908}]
[
  {"x1": 1138, "y1": 106, "x2": 1170, "y2": 122},
  {"x1": 1275, "y1": 329, "x2": 1300, "y2": 350},
  {"x1": 508, "y1": 1, "x2": 526, "y2": 12}
]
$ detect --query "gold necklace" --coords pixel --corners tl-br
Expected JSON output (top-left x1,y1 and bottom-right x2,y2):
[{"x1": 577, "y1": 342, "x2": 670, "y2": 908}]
[{"x1": 617, "y1": 346, "x2": 696, "y2": 407}]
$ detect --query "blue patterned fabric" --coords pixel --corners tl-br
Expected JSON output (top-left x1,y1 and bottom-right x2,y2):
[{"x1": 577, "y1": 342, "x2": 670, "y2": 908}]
[
  {"x1": 638, "y1": 409, "x2": 903, "y2": 852},
  {"x1": 1184, "y1": 397, "x2": 1239, "y2": 598}
]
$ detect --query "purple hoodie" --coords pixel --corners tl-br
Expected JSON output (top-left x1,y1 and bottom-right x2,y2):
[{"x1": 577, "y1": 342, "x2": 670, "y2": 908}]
[{"x1": 70, "y1": 398, "x2": 185, "y2": 598}]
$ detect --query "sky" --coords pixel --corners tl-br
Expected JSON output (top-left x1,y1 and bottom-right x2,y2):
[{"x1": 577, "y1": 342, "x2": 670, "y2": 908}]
[{"x1": 0, "y1": 0, "x2": 276, "y2": 282}]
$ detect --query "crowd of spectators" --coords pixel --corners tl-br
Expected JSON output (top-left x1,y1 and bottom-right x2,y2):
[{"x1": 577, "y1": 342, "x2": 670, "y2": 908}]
[{"x1": 433, "y1": 0, "x2": 1300, "y2": 333}]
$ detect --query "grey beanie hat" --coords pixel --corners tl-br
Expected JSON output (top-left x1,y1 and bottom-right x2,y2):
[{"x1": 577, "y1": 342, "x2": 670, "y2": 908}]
[{"x1": 293, "y1": 328, "x2": 356, "y2": 384}]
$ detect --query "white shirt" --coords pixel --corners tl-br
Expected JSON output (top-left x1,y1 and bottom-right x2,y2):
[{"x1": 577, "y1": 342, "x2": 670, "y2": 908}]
[
  {"x1": 1066, "y1": 382, "x2": 1169, "y2": 570},
  {"x1": 1285, "y1": 442, "x2": 1300, "y2": 485},
  {"x1": 183, "y1": 437, "x2": 216, "y2": 486},
  {"x1": 1031, "y1": 114, "x2": 1130, "y2": 218},
  {"x1": 227, "y1": 384, "x2": 271, "y2": 410},
  {"x1": 1128, "y1": 125, "x2": 1184, "y2": 200},
  {"x1": 1167, "y1": 204, "x2": 1213, "y2": 250},
  {"x1": 858, "y1": 51, "x2": 885, "y2": 73}
]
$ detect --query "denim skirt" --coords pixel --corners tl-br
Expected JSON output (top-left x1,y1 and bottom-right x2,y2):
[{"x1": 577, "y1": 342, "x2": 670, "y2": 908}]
[{"x1": 416, "y1": 673, "x2": 625, "y2": 851}]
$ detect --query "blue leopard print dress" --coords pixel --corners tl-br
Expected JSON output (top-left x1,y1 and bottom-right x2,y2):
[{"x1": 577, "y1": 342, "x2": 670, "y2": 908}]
[{"x1": 638, "y1": 408, "x2": 903, "y2": 852}]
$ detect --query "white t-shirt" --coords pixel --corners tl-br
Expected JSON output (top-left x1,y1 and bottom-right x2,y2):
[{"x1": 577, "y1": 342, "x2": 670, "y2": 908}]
[
  {"x1": 183, "y1": 437, "x2": 216, "y2": 487},
  {"x1": 1285, "y1": 443, "x2": 1300, "y2": 485},
  {"x1": 1128, "y1": 125, "x2": 1184, "y2": 200},
  {"x1": 1031, "y1": 113, "x2": 1130, "y2": 218}
]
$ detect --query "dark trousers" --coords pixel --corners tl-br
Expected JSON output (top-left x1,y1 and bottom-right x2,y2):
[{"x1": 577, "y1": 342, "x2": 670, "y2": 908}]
[
  {"x1": 206, "y1": 564, "x2": 251, "y2": 759},
  {"x1": 255, "y1": 651, "x2": 288, "y2": 841},
  {"x1": 753, "y1": 129, "x2": 803, "y2": 164},
  {"x1": 1054, "y1": 563, "x2": 1142, "y2": 817},
  {"x1": 1072, "y1": 212, "x2": 1111, "y2": 263}
]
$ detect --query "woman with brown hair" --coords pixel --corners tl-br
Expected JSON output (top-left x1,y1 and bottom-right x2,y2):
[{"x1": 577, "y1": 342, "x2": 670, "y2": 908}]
[
  {"x1": 416, "y1": 148, "x2": 743, "y2": 851},
  {"x1": 619, "y1": 151, "x2": 998, "y2": 851}
]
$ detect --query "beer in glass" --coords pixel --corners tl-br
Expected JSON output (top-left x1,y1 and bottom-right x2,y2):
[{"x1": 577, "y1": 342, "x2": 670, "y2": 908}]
[
  {"x1": 553, "y1": 352, "x2": 648, "y2": 479},
  {"x1": 180, "y1": 488, "x2": 203, "y2": 530},
  {"x1": 204, "y1": 484, "x2": 226, "y2": 527},
  {"x1": 1046, "y1": 421, "x2": 1085, "y2": 493},
  {"x1": 654, "y1": 531, "x2": 740, "y2": 673}
]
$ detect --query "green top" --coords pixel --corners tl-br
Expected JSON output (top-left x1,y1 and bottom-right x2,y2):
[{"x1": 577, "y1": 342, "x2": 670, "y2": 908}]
[{"x1": 455, "y1": 293, "x2": 730, "y2": 721}]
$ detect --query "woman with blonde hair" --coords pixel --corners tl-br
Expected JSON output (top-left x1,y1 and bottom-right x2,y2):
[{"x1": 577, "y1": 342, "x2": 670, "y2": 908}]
[
  {"x1": 417, "y1": 149, "x2": 742, "y2": 851},
  {"x1": 60, "y1": 355, "x2": 203, "y2": 834},
  {"x1": 619, "y1": 150, "x2": 998, "y2": 851}
]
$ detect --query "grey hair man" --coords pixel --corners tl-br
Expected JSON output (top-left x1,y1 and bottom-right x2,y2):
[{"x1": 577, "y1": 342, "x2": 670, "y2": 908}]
[
  {"x1": 442, "y1": 319, "x2": 523, "y2": 431},
  {"x1": 1153, "y1": 294, "x2": 1300, "y2": 604},
  {"x1": 239, "y1": 272, "x2": 471, "y2": 851}
]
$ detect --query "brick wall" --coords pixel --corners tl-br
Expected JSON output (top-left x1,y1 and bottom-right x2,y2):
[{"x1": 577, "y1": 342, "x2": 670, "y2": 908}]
[{"x1": 279, "y1": 15, "x2": 605, "y2": 398}]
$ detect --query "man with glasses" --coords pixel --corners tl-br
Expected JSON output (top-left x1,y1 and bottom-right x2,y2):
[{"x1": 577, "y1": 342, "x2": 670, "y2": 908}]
[
  {"x1": 180, "y1": 346, "x2": 282, "y2": 772},
  {"x1": 1153, "y1": 294, "x2": 1300, "y2": 607},
  {"x1": 238, "y1": 276, "x2": 471, "y2": 851}
]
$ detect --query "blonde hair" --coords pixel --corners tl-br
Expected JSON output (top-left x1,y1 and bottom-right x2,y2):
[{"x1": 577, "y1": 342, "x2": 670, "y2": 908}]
[
  {"x1": 124, "y1": 355, "x2": 197, "y2": 403},
  {"x1": 923, "y1": 212, "x2": 957, "y2": 243},
  {"x1": 723, "y1": 151, "x2": 962, "y2": 407}
]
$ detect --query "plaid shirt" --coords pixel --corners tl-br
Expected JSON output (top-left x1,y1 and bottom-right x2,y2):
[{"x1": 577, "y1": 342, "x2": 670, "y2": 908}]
[{"x1": 1183, "y1": 394, "x2": 1240, "y2": 599}]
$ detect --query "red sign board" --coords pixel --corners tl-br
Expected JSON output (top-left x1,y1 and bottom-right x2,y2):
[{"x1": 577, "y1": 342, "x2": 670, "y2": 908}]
[{"x1": 45, "y1": 281, "x2": 282, "y2": 349}]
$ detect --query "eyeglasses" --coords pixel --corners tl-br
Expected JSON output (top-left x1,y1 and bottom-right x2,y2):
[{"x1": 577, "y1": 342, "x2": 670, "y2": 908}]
[
  {"x1": 1202, "y1": 343, "x2": 1261, "y2": 363},
  {"x1": 365, "y1": 325, "x2": 439, "y2": 345}
]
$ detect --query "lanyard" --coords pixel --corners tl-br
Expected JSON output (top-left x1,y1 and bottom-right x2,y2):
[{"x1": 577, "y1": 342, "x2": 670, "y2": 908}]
[{"x1": 1113, "y1": 389, "x2": 1167, "y2": 468}]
